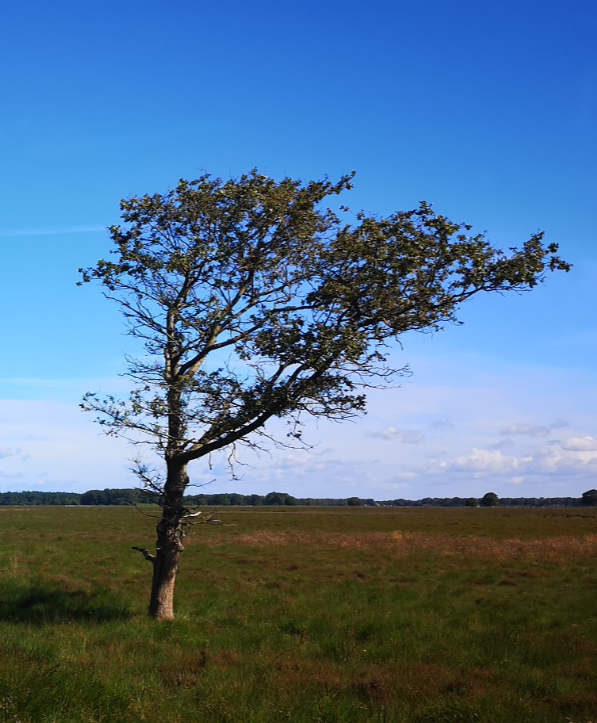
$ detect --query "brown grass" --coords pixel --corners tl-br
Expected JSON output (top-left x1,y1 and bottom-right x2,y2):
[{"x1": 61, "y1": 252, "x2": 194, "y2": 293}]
[
  {"x1": 160, "y1": 650, "x2": 208, "y2": 688},
  {"x1": 227, "y1": 530, "x2": 597, "y2": 561},
  {"x1": 272, "y1": 657, "x2": 496, "y2": 703}
]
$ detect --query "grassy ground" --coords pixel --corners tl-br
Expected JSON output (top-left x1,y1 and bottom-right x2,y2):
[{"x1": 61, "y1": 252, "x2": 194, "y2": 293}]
[{"x1": 0, "y1": 505, "x2": 595, "y2": 722}]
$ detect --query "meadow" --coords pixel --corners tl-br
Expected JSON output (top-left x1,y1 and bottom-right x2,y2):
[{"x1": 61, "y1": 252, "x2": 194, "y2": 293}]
[{"x1": 0, "y1": 505, "x2": 596, "y2": 722}]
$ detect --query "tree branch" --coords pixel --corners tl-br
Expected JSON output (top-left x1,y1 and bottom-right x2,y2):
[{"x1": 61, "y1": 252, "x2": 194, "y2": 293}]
[{"x1": 131, "y1": 546, "x2": 156, "y2": 563}]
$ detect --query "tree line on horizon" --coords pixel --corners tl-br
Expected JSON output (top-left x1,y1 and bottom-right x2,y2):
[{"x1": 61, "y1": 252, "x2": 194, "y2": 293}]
[{"x1": 1, "y1": 488, "x2": 595, "y2": 507}]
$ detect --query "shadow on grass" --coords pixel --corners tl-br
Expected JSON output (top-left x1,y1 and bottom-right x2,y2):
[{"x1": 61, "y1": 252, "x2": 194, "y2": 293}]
[{"x1": 0, "y1": 580, "x2": 132, "y2": 623}]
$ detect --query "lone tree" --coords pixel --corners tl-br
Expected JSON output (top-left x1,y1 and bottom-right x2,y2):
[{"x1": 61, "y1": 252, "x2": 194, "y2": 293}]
[
  {"x1": 480, "y1": 491, "x2": 499, "y2": 507},
  {"x1": 79, "y1": 170, "x2": 568, "y2": 619}
]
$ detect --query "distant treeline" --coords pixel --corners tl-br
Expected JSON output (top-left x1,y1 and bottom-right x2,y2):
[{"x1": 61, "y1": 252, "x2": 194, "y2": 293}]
[
  {"x1": 0, "y1": 489, "x2": 156, "y2": 506},
  {"x1": 0, "y1": 489, "x2": 594, "y2": 507}
]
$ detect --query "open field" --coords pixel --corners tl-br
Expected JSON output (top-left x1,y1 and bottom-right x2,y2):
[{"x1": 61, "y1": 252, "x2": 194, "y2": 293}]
[{"x1": 0, "y1": 506, "x2": 596, "y2": 722}]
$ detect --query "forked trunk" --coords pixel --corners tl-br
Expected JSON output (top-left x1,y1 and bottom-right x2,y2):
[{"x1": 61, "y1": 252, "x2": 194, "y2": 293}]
[{"x1": 148, "y1": 460, "x2": 188, "y2": 620}]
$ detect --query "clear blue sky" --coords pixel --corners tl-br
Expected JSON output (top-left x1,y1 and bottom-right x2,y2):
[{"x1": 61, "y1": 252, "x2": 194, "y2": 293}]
[{"x1": 1, "y1": 0, "x2": 595, "y2": 498}]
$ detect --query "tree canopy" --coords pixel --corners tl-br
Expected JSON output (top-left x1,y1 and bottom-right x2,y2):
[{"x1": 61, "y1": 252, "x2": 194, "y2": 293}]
[
  {"x1": 81, "y1": 171, "x2": 568, "y2": 465},
  {"x1": 79, "y1": 169, "x2": 569, "y2": 618},
  {"x1": 480, "y1": 491, "x2": 499, "y2": 507}
]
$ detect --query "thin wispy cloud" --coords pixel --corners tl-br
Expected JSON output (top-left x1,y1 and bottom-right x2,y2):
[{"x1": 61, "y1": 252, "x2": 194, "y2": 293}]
[
  {"x1": 370, "y1": 427, "x2": 425, "y2": 444},
  {"x1": 500, "y1": 421, "x2": 568, "y2": 438},
  {"x1": 0, "y1": 225, "x2": 105, "y2": 238},
  {"x1": 0, "y1": 447, "x2": 22, "y2": 459},
  {"x1": 562, "y1": 436, "x2": 597, "y2": 452}
]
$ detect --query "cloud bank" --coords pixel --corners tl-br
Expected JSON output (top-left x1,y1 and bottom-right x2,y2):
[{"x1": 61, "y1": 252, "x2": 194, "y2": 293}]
[{"x1": 0, "y1": 357, "x2": 595, "y2": 499}]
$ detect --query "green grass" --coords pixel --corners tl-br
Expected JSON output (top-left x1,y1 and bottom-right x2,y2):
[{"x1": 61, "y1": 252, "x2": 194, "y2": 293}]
[{"x1": 0, "y1": 506, "x2": 596, "y2": 721}]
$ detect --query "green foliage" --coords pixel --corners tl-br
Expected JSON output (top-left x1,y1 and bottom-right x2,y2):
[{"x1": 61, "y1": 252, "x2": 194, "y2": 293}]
[
  {"x1": 79, "y1": 488, "x2": 158, "y2": 506},
  {"x1": 264, "y1": 491, "x2": 297, "y2": 505},
  {"x1": 79, "y1": 169, "x2": 569, "y2": 474},
  {"x1": 0, "y1": 491, "x2": 80, "y2": 506},
  {"x1": 581, "y1": 489, "x2": 597, "y2": 506},
  {"x1": 0, "y1": 489, "x2": 588, "y2": 507},
  {"x1": 480, "y1": 492, "x2": 499, "y2": 507}
]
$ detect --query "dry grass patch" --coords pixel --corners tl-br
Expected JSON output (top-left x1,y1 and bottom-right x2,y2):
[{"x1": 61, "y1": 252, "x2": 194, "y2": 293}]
[
  {"x1": 160, "y1": 650, "x2": 208, "y2": 688},
  {"x1": 271, "y1": 657, "x2": 496, "y2": 704},
  {"x1": 228, "y1": 530, "x2": 597, "y2": 562}
]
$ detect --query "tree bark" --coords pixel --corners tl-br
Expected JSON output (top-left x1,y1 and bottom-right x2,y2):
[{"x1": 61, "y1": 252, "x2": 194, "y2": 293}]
[
  {"x1": 148, "y1": 542, "x2": 179, "y2": 620},
  {"x1": 148, "y1": 460, "x2": 188, "y2": 619}
]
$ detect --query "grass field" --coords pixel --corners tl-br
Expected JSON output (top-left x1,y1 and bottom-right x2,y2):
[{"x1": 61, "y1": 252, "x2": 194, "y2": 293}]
[{"x1": 0, "y1": 505, "x2": 596, "y2": 722}]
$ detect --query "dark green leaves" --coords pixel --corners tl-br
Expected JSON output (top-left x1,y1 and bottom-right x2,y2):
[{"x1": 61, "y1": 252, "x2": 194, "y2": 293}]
[{"x1": 80, "y1": 170, "x2": 569, "y2": 465}]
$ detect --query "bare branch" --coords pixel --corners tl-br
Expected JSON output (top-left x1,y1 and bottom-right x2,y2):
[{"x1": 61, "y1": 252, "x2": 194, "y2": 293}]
[{"x1": 131, "y1": 546, "x2": 156, "y2": 563}]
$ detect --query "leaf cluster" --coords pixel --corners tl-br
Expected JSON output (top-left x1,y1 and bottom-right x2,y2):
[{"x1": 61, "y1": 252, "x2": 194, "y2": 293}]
[{"x1": 79, "y1": 170, "x2": 569, "y2": 467}]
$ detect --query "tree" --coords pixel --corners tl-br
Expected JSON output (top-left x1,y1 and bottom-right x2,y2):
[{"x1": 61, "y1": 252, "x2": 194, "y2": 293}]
[
  {"x1": 79, "y1": 169, "x2": 568, "y2": 619},
  {"x1": 264, "y1": 491, "x2": 296, "y2": 505},
  {"x1": 480, "y1": 491, "x2": 499, "y2": 507},
  {"x1": 581, "y1": 489, "x2": 597, "y2": 506}
]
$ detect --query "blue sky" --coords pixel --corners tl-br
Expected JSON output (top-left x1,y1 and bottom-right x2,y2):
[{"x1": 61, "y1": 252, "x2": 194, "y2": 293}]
[{"x1": 1, "y1": 0, "x2": 595, "y2": 498}]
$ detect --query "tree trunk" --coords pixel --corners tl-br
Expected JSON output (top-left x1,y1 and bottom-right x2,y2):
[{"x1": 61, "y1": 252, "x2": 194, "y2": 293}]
[
  {"x1": 148, "y1": 460, "x2": 188, "y2": 620},
  {"x1": 148, "y1": 544, "x2": 179, "y2": 620}
]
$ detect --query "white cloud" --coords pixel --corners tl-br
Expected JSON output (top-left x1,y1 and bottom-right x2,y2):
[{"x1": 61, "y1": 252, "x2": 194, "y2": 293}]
[
  {"x1": 562, "y1": 435, "x2": 597, "y2": 452},
  {"x1": 0, "y1": 399, "x2": 134, "y2": 492},
  {"x1": 536, "y1": 443, "x2": 597, "y2": 469},
  {"x1": 500, "y1": 423, "x2": 551, "y2": 437},
  {"x1": 0, "y1": 353, "x2": 594, "y2": 499},
  {"x1": 500, "y1": 420, "x2": 568, "y2": 437},
  {"x1": 370, "y1": 426, "x2": 424, "y2": 443},
  {"x1": 0, "y1": 447, "x2": 22, "y2": 459},
  {"x1": 436, "y1": 448, "x2": 531, "y2": 475},
  {"x1": 439, "y1": 440, "x2": 597, "y2": 481}
]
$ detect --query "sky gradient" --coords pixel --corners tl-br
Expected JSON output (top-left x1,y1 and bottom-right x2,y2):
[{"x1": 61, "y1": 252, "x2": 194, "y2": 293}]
[{"x1": 1, "y1": 0, "x2": 595, "y2": 499}]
